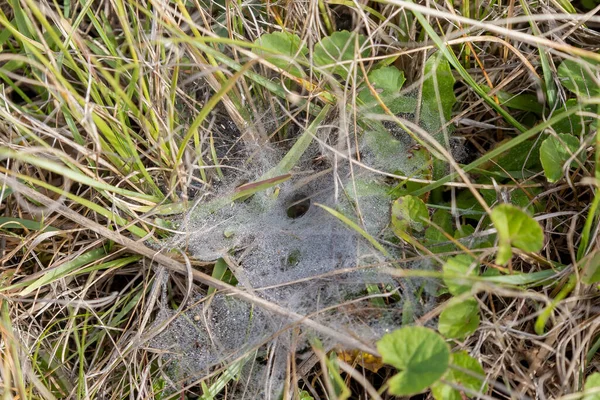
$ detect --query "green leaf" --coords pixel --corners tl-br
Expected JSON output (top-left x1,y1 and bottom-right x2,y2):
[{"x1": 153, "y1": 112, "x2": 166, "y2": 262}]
[
  {"x1": 207, "y1": 258, "x2": 237, "y2": 295},
  {"x1": 313, "y1": 31, "x2": 368, "y2": 81},
  {"x1": 488, "y1": 138, "x2": 542, "y2": 173},
  {"x1": 432, "y1": 208, "x2": 453, "y2": 232},
  {"x1": 456, "y1": 186, "x2": 543, "y2": 218},
  {"x1": 420, "y1": 55, "x2": 456, "y2": 137},
  {"x1": 539, "y1": 133, "x2": 582, "y2": 182},
  {"x1": 557, "y1": 58, "x2": 600, "y2": 97},
  {"x1": 425, "y1": 209, "x2": 454, "y2": 254},
  {"x1": 431, "y1": 351, "x2": 487, "y2": 400},
  {"x1": 377, "y1": 326, "x2": 450, "y2": 396},
  {"x1": 481, "y1": 86, "x2": 543, "y2": 114},
  {"x1": 490, "y1": 204, "x2": 544, "y2": 265},
  {"x1": 443, "y1": 255, "x2": 478, "y2": 296},
  {"x1": 391, "y1": 195, "x2": 429, "y2": 240},
  {"x1": 581, "y1": 0, "x2": 600, "y2": 10},
  {"x1": 362, "y1": 124, "x2": 431, "y2": 177},
  {"x1": 298, "y1": 390, "x2": 314, "y2": 400},
  {"x1": 552, "y1": 99, "x2": 593, "y2": 135},
  {"x1": 438, "y1": 298, "x2": 480, "y2": 340},
  {"x1": 0, "y1": 216, "x2": 58, "y2": 232},
  {"x1": 581, "y1": 250, "x2": 600, "y2": 285},
  {"x1": 584, "y1": 372, "x2": 600, "y2": 400},
  {"x1": 454, "y1": 224, "x2": 475, "y2": 239},
  {"x1": 358, "y1": 66, "x2": 415, "y2": 114},
  {"x1": 15, "y1": 248, "x2": 138, "y2": 296},
  {"x1": 325, "y1": 352, "x2": 351, "y2": 399},
  {"x1": 254, "y1": 32, "x2": 307, "y2": 77}
]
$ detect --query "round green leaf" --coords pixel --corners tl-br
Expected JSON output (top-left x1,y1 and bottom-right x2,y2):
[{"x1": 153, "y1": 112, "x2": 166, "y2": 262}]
[
  {"x1": 431, "y1": 351, "x2": 487, "y2": 400},
  {"x1": 540, "y1": 133, "x2": 581, "y2": 183},
  {"x1": 377, "y1": 326, "x2": 450, "y2": 396},
  {"x1": 490, "y1": 204, "x2": 544, "y2": 265},
  {"x1": 425, "y1": 209, "x2": 455, "y2": 254},
  {"x1": 358, "y1": 66, "x2": 414, "y2": 114},
  {"x1": 313, "y1": 31, "x2": 368, "y2": 81},
  {"x1": 391, "y1": 195, "x2": 429, "y2": 240},
  {"x1": 552, "y1": 99, "x2": 593, "y2": 135},
  {"x1": 583, "y1": 372, "x2": 600, "y2": 400},
  {"x1": 438, "y1": 298, "x2": 480, "y2": 340},
  {"x1": 443, "y1": 255, "x2": 478, "y2": 296},
  {"x1": 557, "y1": 58, "x2": 600, "y2": 98},
  {"x1": 254, "y1": 32, "x2": 307, "y2": 77}
]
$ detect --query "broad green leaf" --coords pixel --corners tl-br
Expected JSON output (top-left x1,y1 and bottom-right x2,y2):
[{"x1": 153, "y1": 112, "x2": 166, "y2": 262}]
[
  {"x1": 425, "y1": 226, "x2": 454, "y2": 254},
  {"x1": 299, "y1": 391, "x2": 314, "y2": 400},
  {"x1": 443, "y1": 255, "x2": 478, "y2": 296},
  {"x1": 391, "y1": 195, "x2": 429, "y2": 240},
  {"x1": 431, "y1": 208, "x2": 453, "y2": 233},
  {"x1": 490, "y1": 204, "x2": 544, "y2": 265},
  {"x1": 557, "y1": 58, "x2": 600, "y2": 97},
  {"x1": 313, "y1": 31, "x2": 368, "y2": 81},
  {"x1": 485, "y1": 87, "x2": 543, "y2": 114},
  {"x1": 456, "y1": 186, "x2": 543, "y2": 218},
  {"x1": 419, "y1": 54, "x2": 457, "y2": 183},
  {"x1": 345, "y1": 179, "x2": 390, "y2": 199},
  {"x1": 583, "y1": 372, "x2": 600, "y2": 400},
  {"x1": 425, "y1": 209, "x2": 454, "y2": 254},
  {"x1": 377, "y1": 326, "x2": 450, "y2": 396},
  {"x1": 581, "y1": 250, "x2": 600, "y2": 285},
  {"x1": 487, "y1": 138, "x2": 542, "y2": 173},
  {"x1": 540, "y1": 133, "x2": 582, "y2": 182},
  {"x1": 431, "y1": 351, "x2": 487, "y2": 400},
  {"x1": 358, "y1": 66, "x2": 415, "y2": 114},
  {"x1": 552, "y1": 99, "x2": 593, "y2": 135},
  {"x1": 254, "y1": 32, "x2": 307, "y2": 77},
  {"x1": 581, "y1": 0, "x2": 600, "y2": 10},
  {"x1": 438, "y1": 297, "x2": 480, "y2": 339},
  {"x1": 420, "y1": 55, "x2": 456, "y2": 137},
  {"x1": 454, "y1": 224, "x2": 475, "y2": 239}
]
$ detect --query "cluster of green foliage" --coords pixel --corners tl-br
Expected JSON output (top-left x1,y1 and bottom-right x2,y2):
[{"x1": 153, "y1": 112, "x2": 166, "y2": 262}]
[{"x1": 252, "y1": 23, "x2": 600, "y2": 399}]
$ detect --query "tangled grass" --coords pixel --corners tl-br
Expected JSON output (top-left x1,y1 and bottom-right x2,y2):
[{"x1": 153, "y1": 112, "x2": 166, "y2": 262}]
[{"x1": 0, "y1": 0, "x2": 600, "y2": 398}]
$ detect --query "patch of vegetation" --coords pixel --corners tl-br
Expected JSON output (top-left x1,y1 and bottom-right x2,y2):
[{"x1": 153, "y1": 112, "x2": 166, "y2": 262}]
[{"x1": 0, "y1": 0, "x2": 599, "y2": 398}]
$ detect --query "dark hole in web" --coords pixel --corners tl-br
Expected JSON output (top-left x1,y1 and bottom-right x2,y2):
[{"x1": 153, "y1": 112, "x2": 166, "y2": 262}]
[{"x1": 286, "y1": 193, "x2": 311, "y2": 219}]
